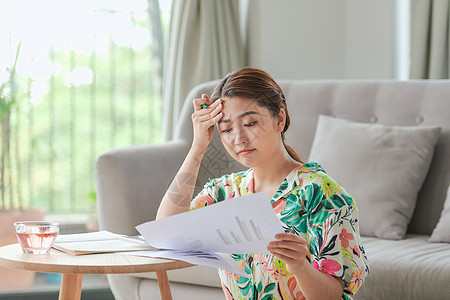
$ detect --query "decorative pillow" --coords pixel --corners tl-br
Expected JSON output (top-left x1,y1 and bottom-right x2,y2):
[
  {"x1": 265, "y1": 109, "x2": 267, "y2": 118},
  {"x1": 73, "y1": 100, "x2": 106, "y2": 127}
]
[
  {"x1": 308, "y1": 115, "x2": 441, "y2": 240},
  {"x1": 429, "y1": 186, "x2": 450, "y2": 242}
]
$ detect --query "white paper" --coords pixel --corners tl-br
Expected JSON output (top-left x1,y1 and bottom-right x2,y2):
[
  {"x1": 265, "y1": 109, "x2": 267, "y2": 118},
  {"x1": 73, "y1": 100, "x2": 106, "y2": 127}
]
[
  {"x1": 136, "y1": 192, "x2": 284, "y2": 255},
  {"x1": 123, "y1": 250, "x2": 248, "y2": 277},
  {"x1": 53, "y1": 231, "x2": 156, "y2": 254},
  {"x1": 55, "y1": 230, "x2": 123, "y2": 243},
  {"x1": 53, "y1": 239, "x2": 154, "y2": 254}
]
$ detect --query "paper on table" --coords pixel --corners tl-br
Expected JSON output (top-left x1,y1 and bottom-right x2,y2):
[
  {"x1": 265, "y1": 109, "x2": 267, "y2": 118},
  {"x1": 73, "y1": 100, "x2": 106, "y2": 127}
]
[
  {"x1": 53, "y1": 231, "x2": 156, "y2": 255},
  {"x1": 55, "y1": 231, "x2": 122, "y2": 243},
  {"x1": 136, "y1": 192, "x2": 284, "y2": 255}
]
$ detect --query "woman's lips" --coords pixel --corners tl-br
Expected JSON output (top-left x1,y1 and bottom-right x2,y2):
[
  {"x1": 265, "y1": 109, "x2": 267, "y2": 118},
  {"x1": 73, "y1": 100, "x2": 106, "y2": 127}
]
[{"x1": 237, "y1": 149, "x2": 255, "y2": 156}]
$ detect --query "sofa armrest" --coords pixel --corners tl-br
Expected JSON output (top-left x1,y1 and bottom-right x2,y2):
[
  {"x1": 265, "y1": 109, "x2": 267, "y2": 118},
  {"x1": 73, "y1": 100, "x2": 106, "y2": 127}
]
[{"x1": 95, "y1": 139, "x2": 189, "y2": 235}]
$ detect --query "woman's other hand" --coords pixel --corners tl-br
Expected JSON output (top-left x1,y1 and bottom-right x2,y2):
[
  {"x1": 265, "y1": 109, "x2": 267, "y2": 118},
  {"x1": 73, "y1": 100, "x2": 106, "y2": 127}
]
[
  {"x1": 267, "y1": 233, "x2": 310, "y2": 275},
  {"x1": 191, "y1": 94, "x2": 222, "y2": 152},
  {"x1": 268, "y1": 233, "x2": 345, "y2": 299}
]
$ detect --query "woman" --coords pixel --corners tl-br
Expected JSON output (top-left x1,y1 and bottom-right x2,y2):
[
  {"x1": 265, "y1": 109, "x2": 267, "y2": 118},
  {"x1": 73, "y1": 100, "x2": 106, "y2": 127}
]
[{"x1": 157, "y1": 67, "x2": 369, "y2": 299}]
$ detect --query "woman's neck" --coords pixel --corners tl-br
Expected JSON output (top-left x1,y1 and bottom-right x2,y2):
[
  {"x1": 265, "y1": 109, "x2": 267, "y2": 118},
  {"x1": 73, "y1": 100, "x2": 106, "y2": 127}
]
[{"x1": 252, "y1": 152, "x2": 300, "y2": 196}]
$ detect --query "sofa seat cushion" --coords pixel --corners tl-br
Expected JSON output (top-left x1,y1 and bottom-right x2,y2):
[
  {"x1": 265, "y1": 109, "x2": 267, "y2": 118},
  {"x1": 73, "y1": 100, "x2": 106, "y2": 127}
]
[
  {"x1": 355, "y1": 235, "x2": 450, "y2": 300},
  {"x1": 129, "y1": 265, "x2": 222, "y2": 288}
]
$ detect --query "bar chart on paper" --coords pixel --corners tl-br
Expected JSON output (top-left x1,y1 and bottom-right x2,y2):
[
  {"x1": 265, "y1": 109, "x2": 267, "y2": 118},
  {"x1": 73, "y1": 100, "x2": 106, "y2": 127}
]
[
  {"x1": 136, "y1": 192, "x2": 284, "y2": 255},
  {"x1": 216, "y1": 216, "x2": 265, "y2": 245}
]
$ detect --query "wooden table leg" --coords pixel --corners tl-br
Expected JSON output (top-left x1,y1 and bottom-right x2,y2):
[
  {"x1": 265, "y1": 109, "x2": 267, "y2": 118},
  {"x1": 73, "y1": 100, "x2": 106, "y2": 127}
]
[
  {"x1": 59, "y1": 273, "x2": 83, "y2": 300},
  {"x1": 156, "y1": 270, "x2": 173, "y2": 300}
]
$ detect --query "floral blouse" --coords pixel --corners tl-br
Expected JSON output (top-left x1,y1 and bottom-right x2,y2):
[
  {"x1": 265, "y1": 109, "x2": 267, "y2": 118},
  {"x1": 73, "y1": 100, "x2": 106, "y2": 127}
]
[{"x1": 190, "y1": 162, "x2": 369, "y2": 300}]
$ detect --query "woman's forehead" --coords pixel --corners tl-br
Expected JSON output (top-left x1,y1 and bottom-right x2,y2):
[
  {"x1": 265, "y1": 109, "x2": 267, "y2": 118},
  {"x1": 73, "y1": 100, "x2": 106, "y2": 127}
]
[
  {"x1": 219, "y1": 97, "x2": 269, "y2": 123},
  {"x1": 222, "y1": 97, "x2": 260, "y2": 113}
]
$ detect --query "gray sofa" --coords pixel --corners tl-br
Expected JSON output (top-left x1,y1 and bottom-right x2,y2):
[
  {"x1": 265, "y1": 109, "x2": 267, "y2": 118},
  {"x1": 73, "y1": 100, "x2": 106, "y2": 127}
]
[{"x1": 95, "y1": 79, "x2": 450, "y2": 300}]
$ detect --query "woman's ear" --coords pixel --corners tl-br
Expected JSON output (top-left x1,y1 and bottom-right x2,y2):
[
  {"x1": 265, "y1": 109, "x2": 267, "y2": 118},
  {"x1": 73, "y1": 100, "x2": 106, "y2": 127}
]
[{"x1": 276, "y1": 108, "x2": 286, "y2": 132}]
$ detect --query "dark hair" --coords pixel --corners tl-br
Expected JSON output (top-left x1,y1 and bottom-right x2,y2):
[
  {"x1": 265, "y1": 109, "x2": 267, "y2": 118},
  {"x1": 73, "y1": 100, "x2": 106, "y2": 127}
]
[{"x1": 211, "y1": 67, "x2": 304, "y2": 164}]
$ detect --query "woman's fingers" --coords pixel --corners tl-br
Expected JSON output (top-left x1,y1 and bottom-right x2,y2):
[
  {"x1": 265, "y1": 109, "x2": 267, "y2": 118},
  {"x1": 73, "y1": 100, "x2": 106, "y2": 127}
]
[
  {"x1": 196, "y1": 100, "x2": 223, "y2": 120},
  {"x1": 267, "y1": 233, "x2": 309, "y2": 259},
  {"x1": 190, "y1": 96, "x2": 223, "y2": 148},
  {"x1": 268, "y1": 233, "x2": 307, "y2": 247},
  {"x1": 192, "y1": 98, "x2": 223, "y2": 128},
  {"x1": 267, "y1": 241, "x2": 306, "y2": 257},
  {"x1": 194, "y1": 96, "x2": 221, "y2": 113},
  {"x1": 268, "y1": 243, "x2": 304, "y2": 256},
  {"x1": 194, "y1": 112, "x2": 223, "y2": 129},
  {"x1": 267, "y1": 233, "x2": 311, "y2": 274},
  {"x1": 274, "y1": 233, "x2": 307, "y2": 243},
  {"x1": 193, "y1": 94, "x2": 216, "y2": 111}
]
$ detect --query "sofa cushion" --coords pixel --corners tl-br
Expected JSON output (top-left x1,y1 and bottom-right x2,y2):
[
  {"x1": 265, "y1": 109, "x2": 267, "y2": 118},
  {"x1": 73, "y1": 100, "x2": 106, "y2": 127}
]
[
  {"x1": 308, "y1": 115, "x2": 441, "y2": 239},
  {"x1": 355, "y1": 235, "x2": 450, "y2": 299},
  {"x1": 430, "y1": 185, "x2": 450, "y2": 243}
]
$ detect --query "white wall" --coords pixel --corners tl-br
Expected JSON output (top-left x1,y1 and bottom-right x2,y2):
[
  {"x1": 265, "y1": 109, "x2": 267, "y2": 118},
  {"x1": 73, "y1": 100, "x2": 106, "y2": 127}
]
[{"x1": 245, "y1": 0, "x2": 397, "y2": 79}]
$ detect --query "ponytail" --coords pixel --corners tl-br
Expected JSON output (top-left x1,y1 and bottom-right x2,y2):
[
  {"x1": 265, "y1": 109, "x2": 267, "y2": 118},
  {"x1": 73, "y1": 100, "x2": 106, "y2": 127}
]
[{"x1": 281, "y1": 133, "x2": 304, "y2": 164}]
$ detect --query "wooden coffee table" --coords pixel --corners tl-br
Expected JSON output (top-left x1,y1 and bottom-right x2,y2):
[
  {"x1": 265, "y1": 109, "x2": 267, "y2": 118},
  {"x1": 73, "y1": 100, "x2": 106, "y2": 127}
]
[{"x1": 0, "y1": 243, "x2": 192, "y2": 300}]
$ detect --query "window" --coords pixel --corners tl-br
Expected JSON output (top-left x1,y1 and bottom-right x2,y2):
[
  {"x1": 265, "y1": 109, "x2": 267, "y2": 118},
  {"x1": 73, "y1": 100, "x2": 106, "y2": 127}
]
[
  {"x1": 395, "y1": 0, "x2": 411, "y2": 80},
  {"x1": 0, "y1": 0, "x2": 171, "y2": 214}
]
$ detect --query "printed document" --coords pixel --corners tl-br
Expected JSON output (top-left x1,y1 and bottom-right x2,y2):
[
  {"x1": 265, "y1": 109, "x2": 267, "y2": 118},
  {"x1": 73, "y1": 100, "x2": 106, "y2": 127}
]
[{"x1": 132, "y1": 192, "x2": 285, "y2": 276}]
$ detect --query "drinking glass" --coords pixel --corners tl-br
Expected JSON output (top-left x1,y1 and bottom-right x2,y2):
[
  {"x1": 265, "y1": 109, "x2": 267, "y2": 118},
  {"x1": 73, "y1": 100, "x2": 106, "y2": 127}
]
[{"x1": 14, "y1": 221, "x2": 60, "y2": 254}]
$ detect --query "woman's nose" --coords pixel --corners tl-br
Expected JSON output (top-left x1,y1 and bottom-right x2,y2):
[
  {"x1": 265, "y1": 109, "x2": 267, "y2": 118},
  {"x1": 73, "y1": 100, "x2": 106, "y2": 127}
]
[{"x1": 234, "y1": 126, "x2": 248, "y2": 145}]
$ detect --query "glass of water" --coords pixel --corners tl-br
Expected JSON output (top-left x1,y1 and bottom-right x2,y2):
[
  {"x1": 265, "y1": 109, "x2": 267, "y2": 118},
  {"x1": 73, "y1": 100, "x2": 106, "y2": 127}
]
[{"x1": 14, "y1": 221, "x2": 60, "y2": 254}]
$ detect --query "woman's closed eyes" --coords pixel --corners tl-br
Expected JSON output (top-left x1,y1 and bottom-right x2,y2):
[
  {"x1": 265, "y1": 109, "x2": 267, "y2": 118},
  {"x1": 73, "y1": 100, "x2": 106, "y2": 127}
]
[
  {"x1": 244, "y1": 121, "x2": 257, "y2": 127},
  {"x1": 220, "y1": 121, "x2": 257, "y2": 133}
]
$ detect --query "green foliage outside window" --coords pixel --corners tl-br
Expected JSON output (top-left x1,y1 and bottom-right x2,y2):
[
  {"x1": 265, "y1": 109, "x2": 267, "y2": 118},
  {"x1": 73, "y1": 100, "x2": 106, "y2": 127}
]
[{"x1": 1, "y1": 1, "x2": 170, "y2": 214}]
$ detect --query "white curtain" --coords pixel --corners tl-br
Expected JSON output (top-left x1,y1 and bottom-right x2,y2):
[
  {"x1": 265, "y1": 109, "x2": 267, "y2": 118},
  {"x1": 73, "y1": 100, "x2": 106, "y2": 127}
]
[
  {"x1": 410, "y1": 0, "x2": 450, "y2": 79},
  {"x1": 162, "y1": 0, "x2": 244, "y2": 140}
]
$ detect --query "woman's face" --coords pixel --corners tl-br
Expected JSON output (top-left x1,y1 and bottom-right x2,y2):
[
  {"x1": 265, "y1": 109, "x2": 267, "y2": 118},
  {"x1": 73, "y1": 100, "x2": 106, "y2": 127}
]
[{"x1": 217, "y1": 97, "x2": 285, "y2": 168}]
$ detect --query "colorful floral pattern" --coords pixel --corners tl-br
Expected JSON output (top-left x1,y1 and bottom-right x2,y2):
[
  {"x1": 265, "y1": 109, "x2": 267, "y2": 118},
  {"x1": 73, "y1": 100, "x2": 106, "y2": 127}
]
[{"x1": 190, "y1": 162, "x2": 369, "y2": 299}]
